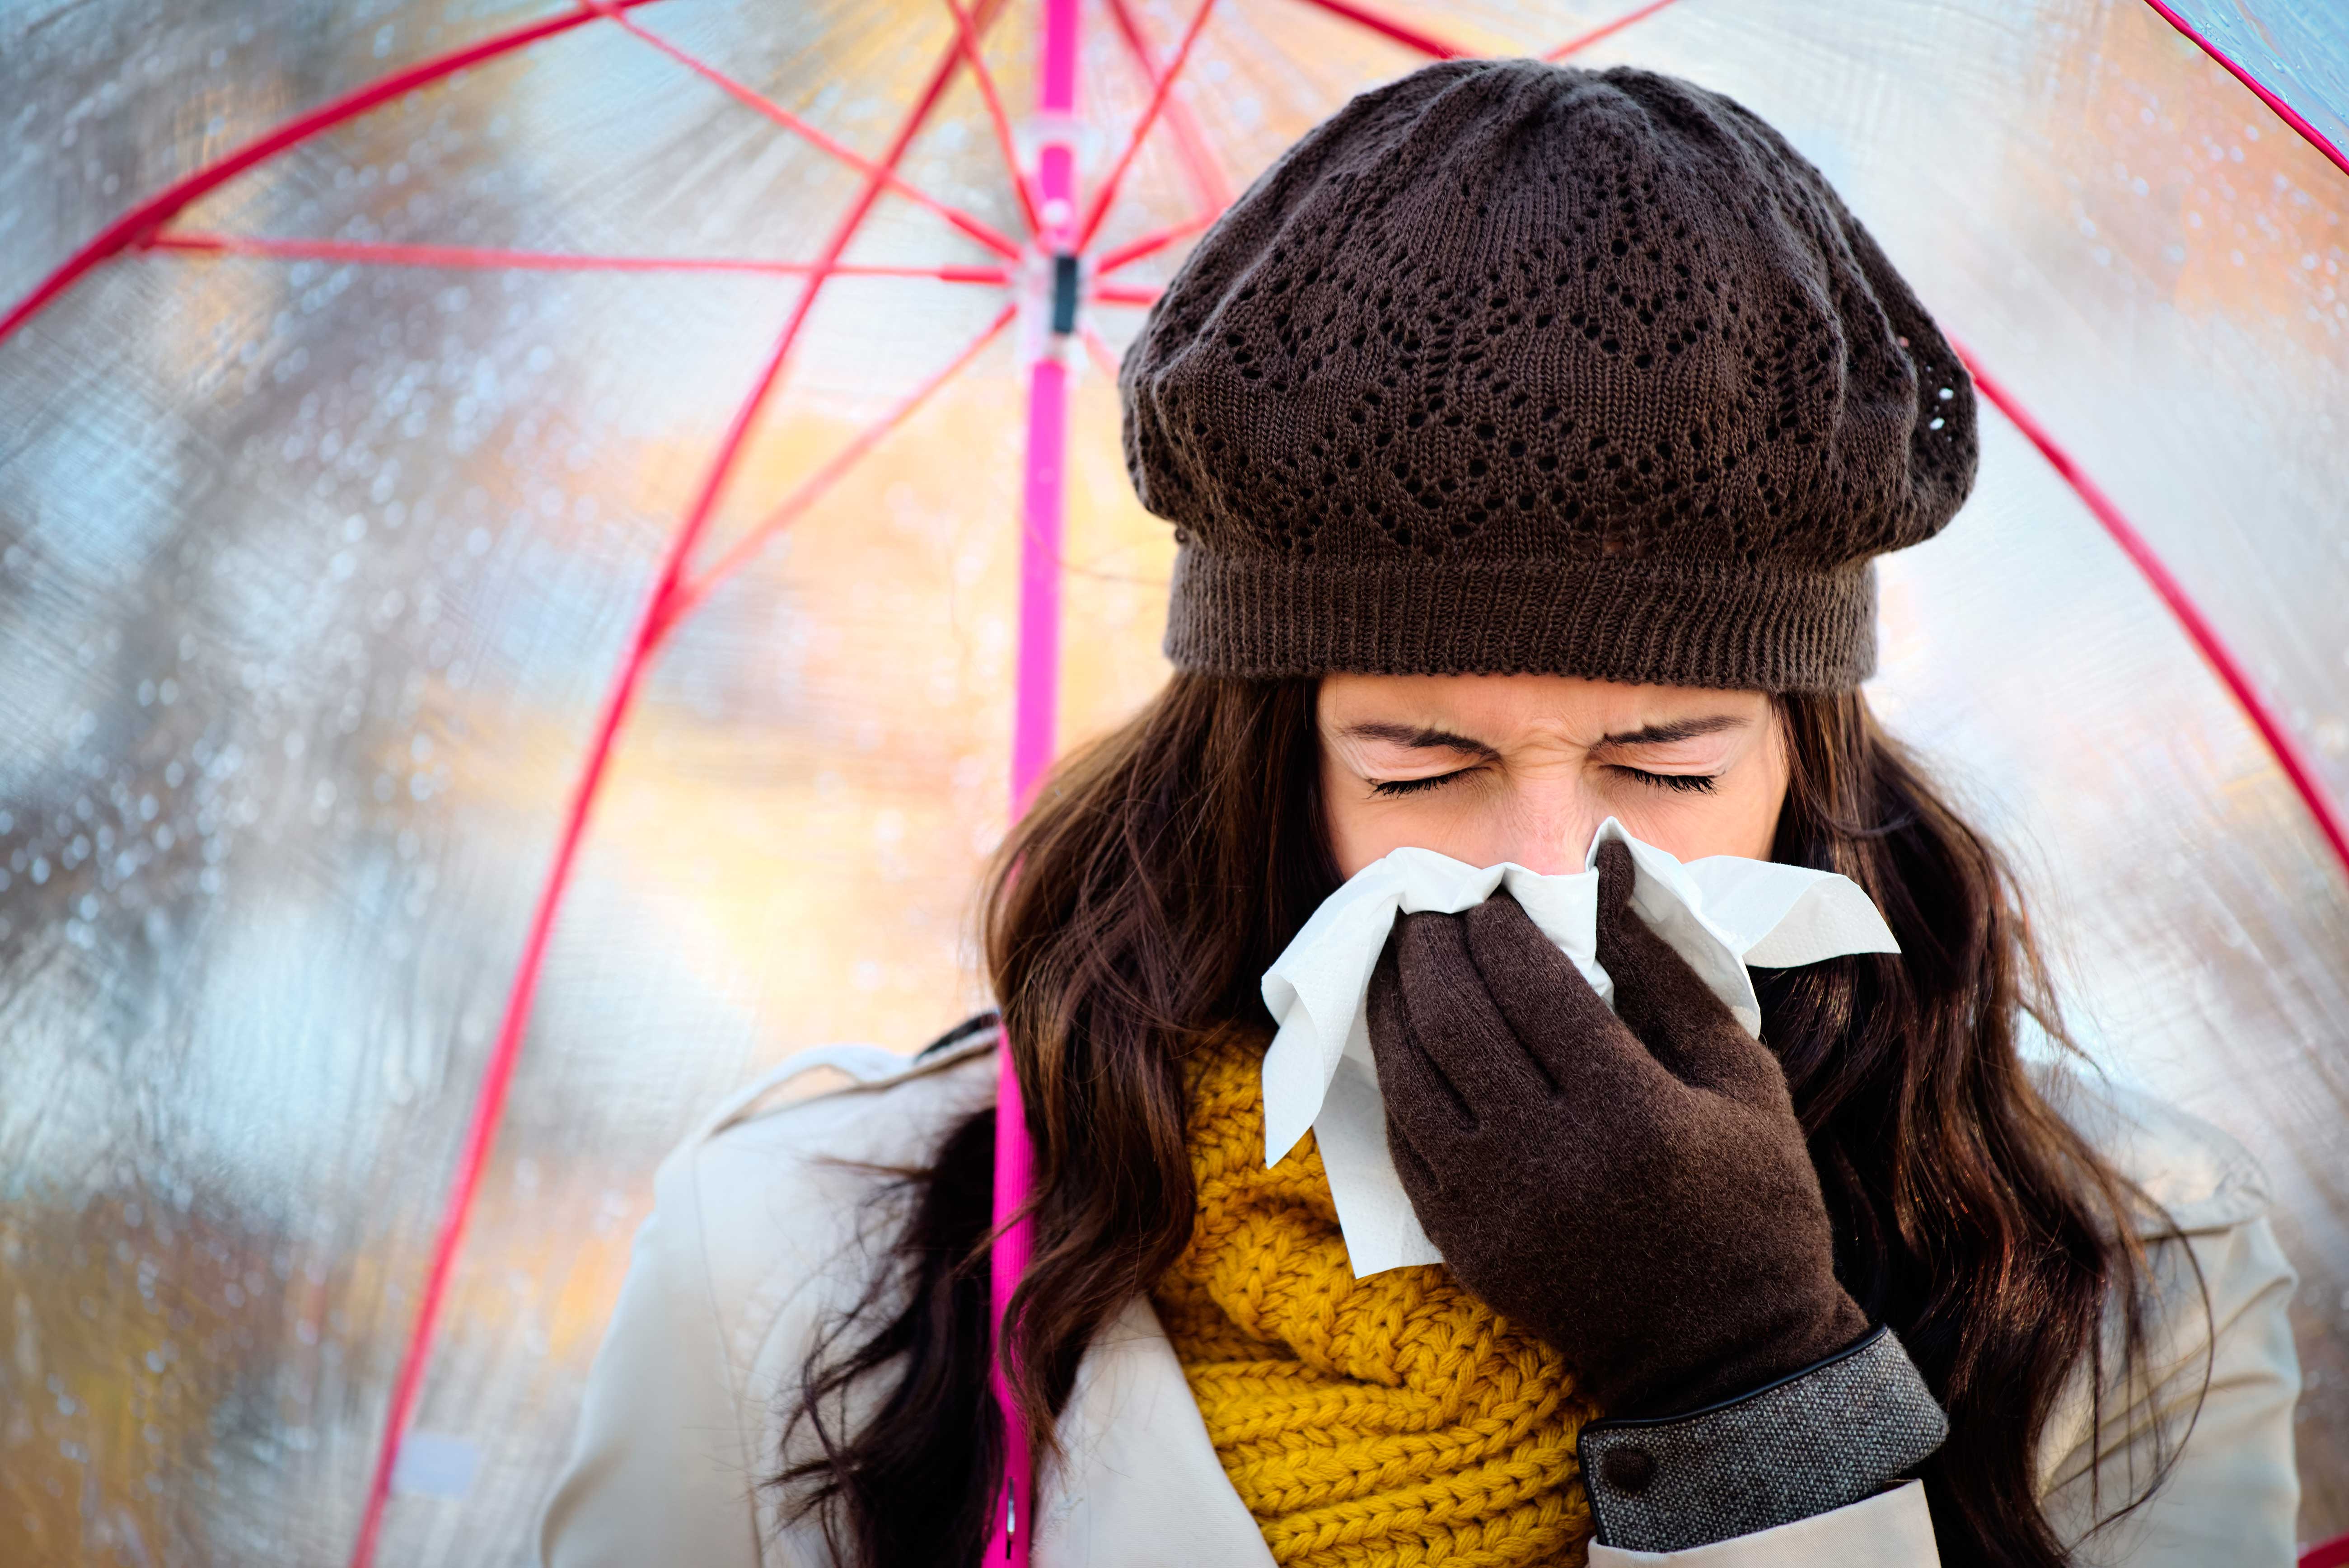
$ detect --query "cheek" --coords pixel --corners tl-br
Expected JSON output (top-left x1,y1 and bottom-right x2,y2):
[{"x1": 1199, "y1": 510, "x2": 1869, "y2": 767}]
[
  {"x1": 1607, "y1": 776, "x2": 1783, "y2": 861},
  {"x1": 1612, "y1": 735, "x2": 1787, "y2": 862},
  {"x1": 1318, "y1": 753, "x2": 1501, "y2": 877},
  {"x1": 1319, "y1": 754, "x2": 1395, "y2": 879},
  {"x1": 1320, "y1": 765, "x2": 1592, "y2": 876}
]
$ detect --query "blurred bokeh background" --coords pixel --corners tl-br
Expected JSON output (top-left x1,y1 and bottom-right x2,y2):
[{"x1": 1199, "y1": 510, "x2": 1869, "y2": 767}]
[{"x1": 1, "y1": 0, "x2": 2343, "y2": 1562}]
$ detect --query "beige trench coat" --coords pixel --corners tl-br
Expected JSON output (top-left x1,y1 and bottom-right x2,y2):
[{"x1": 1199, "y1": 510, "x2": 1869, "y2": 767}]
[{"x1": 536, "y1": 1033, "x2": 2301, "y2": 1568}]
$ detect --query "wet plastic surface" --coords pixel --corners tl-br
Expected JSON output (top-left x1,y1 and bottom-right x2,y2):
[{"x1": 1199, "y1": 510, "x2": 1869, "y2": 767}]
[{"x1": 2, "y1": 1, "x2": 2343, "y2": 1561}]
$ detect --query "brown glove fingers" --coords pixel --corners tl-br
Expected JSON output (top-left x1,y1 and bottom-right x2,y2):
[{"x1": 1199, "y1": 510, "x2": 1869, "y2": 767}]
[
  {"x1": 1390, "y1": 906, "x2": 1557, "y2": 1117},
  {"x1": 1459, "y1": 888, "x2": 1673, "y2": 1101},
  {"x1": 1593, "y1": 840, "x2": 1787, "y2": 1105},
  {"x1": 1362, "y1": 929, "x2": 1465, "y2": 1141},
  {"x1": 1358, "y1": 853, "x2": 1876, "y2": 1425},
  {"x1": 1593, "y1": 840, "x2": 1737, "y2": 1030}
]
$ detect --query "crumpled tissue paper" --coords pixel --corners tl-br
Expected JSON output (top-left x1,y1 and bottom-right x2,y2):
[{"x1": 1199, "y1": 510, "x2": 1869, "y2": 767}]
[{"x1": 1259, "y1": 816, "x2": 1901, "y2": 1277}]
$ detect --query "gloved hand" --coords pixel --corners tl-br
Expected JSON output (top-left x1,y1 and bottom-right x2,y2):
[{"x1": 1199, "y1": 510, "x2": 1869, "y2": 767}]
[{"x1": 1364, "y1": 838, "x2": 1871, "y2": 1418}]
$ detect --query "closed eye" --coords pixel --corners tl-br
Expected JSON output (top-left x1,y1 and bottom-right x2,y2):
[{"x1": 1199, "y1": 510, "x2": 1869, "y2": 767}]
[
  {"x1": 1369, "y1": 768, "x2": 1478, "y2": 798},
  {"x1": 1612, "y1": 766, "x2": 1719, "y2": 795}
]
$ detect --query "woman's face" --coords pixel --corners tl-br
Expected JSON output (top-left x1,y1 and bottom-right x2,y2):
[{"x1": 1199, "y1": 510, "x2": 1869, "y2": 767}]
[{"x1": 1316, "y1": 672, "x2": 1790, "y2": 879}]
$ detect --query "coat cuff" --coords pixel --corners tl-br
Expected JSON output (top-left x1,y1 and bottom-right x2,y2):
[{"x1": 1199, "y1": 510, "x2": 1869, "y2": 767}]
[{"x1": 1576, "y1": 1325, "x2": 1948, "y2": 1553}]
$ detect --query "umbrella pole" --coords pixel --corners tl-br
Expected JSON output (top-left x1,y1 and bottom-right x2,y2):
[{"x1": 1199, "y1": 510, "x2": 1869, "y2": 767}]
[{"x1": 991, "y1": 4, "x2": 1081, "y2": 1562}]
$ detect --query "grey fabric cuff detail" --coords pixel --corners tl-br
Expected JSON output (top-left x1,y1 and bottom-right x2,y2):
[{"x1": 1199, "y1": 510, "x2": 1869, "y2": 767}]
[{"x1": 1576, "y1": 1325, "x2": 1948, "y2": 1553}]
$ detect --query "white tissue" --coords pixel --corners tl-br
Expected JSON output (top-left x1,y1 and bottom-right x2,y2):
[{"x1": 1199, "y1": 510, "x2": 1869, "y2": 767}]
[{"x1": 1258, "y1": 817, "x2": 1900, "y2": 1277}]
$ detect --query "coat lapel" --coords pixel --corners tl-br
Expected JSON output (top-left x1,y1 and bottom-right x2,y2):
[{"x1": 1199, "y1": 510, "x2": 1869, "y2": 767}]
[{"x1": 1034, "y1": 1294, "x2": 1275, "y2": 1568}]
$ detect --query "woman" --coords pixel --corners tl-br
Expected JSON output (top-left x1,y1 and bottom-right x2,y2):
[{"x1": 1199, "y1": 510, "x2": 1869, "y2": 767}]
[{"x1": 537, "y1": 57, "x2": 2300, "y2": 1567}]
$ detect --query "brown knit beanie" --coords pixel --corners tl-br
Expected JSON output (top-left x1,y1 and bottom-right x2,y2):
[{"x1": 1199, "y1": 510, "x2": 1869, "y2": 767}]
[{"x1": 1117, "y1": 57, "x2": 1977, "y2": 692}]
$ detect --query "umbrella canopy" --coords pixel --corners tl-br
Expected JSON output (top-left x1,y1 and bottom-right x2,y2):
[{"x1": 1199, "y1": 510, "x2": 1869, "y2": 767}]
[{"x1": 1, "y1": 1, "x2": 2344, "y2": 1563}]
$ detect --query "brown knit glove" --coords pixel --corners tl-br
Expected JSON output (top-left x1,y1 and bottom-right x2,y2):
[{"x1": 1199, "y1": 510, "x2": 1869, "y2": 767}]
[{"x1": 1365, "y1": 840, "x2": 1871, "y2": 1419}]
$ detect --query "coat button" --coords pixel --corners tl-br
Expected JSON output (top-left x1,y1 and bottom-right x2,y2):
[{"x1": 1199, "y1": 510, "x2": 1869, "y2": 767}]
[{"x1": 1600, "y1": 1445, "x2": 1655, "y2": 1495}]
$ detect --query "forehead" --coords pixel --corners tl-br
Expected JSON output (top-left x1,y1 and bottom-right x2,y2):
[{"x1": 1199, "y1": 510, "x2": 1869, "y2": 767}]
[{"x1": 1316, "y1": 671, "x2": 1767, "y2": 739}]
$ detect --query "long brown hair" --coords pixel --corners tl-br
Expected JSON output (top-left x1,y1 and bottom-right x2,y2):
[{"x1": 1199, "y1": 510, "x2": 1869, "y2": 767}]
[{"x1": 773, "y1": 673, "x2": 2185, "y2": 1568}]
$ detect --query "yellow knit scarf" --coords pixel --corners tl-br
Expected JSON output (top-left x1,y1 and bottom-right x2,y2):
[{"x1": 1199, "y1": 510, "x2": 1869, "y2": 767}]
[{"x1": 1149, "y1": 1026, "x2": 1596, "y2": 1567}]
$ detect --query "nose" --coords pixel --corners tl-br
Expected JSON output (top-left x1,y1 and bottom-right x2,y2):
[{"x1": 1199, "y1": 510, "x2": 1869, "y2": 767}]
[{"x1": 1489, "y1": 782, "x2": 1601, "y2": 876}]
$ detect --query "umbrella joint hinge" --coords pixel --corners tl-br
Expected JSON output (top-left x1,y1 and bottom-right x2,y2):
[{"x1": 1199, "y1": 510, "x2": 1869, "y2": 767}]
[{"x1": 1048, "y1": 253, "x2": 1079, "y2": 336}]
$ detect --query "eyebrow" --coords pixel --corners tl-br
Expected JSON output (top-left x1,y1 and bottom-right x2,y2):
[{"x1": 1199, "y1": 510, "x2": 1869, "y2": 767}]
[
  {"x1": 1597, "y1": 715, "x2": 1750, "y2": 746},
  {"x1": 1339, "y1": 713, "x2": 1752, "y2": 754},
  {"x1": 1337, "y1": 721, "x2": 1502, "y2": 758}
]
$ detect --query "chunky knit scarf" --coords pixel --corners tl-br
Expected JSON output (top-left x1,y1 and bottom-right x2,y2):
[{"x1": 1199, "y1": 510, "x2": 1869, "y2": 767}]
[{"x1": 1148, "y1": 1026, "x2": 1596, "y2": 1567}]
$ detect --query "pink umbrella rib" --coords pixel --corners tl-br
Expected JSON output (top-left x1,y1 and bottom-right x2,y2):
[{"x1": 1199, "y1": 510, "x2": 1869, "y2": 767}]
[
  {"x1": 1102, "y1": 0, "x2": 1232, "y2": 215},
  {"x1": 1090, "y1": 281, "x2": 1167, "y2": 305},
  {"x1": 585, "y1": 0, "x2": 1027, "y2": 259},
  {"x1": 1077, "y1": 0, "x2": 1222, "y2": 251},
  {"x1": 1093, "y1": 213, "x2": 1217, "y2": 276},
  {"x1": 144, "y1": 230, "x2": 1009, "y2": 283},
  {"x1": 1959, "y1": 349, "x2": 2349, "y2": 880},
  {"x1": 1280, "y1": 0, "x2": 1468, "y2": 59},
  {"x1": 1089, "y1": 0, "x2": 1696, "y2": 198},
  {"x1": 346, "y1": 3, "x2": 1024, "y2": 1563},
  {"x1": 1256, "y1": 0, "x2": 1693, "y2": 102},
  {"x1": 2137, "y1": 0, "x2": 2349, "y2": 181},
  {"x1": 665, "y1": 300, "x2": 1019, "y2": 625},
  {"x1": 943, "y1": 0, "x2": 1048, "y2": 240},
  {"x1": 1544, "y1": 0, "x2": 1691, "y2": 62},
  {"x1": 344, "y1": 303, "x2": 783, "y2": 1564},
  {"x1": 0, "y1": 0, "x2": 671, "y2": 347},
  {"x1": 1079, "y1": 320, "x2": 1125, "y2": 380},
  {"x1": 2303, "y1": 1529, "x2": 2349, "y2": 1568}
]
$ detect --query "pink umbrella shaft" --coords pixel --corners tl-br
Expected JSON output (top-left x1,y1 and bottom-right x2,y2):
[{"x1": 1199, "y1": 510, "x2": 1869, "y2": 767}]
[
  {"x1": 992, "y1": 0, "x2": 1081, "y2": 1562},
  {"x1": 986, "y1": 1030, "x2": 1039, "y2": 1566},
  {"x1": 1012, "y1": 356, "x2": 1069, "y2": 815}
]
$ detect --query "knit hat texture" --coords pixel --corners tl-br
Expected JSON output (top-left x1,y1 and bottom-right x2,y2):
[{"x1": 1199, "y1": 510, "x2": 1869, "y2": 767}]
[{"x1": 1118, "y1": 57, "x2": 1978, "y2": 692}]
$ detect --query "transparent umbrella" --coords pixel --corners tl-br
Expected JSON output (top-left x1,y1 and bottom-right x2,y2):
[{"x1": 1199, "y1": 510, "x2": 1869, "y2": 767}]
[{"x1": 1, "y1": 1, "x2": 2344, "y2": 1564}]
